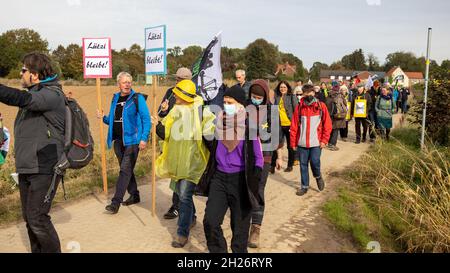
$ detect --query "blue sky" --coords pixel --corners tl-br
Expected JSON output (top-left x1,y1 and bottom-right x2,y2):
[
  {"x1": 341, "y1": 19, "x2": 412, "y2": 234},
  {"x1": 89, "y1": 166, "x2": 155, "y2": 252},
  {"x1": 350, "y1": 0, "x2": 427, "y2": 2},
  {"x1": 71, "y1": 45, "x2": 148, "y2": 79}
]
[{"x1": 2, "y1": 0, "x2": 449, "y2": 69}]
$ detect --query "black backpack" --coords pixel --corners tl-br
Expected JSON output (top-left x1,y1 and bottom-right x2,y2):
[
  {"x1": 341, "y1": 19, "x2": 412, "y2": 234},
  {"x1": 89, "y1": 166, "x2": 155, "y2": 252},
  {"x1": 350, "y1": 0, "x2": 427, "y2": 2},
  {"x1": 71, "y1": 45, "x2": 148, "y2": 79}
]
[{"x1": 45, "y1": 90, "x2": 94, "y2": 203}]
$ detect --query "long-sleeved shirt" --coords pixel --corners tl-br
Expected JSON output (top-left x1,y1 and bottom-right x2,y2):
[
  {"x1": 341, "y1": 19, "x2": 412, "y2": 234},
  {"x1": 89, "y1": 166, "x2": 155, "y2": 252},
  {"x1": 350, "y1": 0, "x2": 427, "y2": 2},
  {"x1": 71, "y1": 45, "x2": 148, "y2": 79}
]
[{"x1": 216, "y1": 140, "x2": 263, "y2": 174}]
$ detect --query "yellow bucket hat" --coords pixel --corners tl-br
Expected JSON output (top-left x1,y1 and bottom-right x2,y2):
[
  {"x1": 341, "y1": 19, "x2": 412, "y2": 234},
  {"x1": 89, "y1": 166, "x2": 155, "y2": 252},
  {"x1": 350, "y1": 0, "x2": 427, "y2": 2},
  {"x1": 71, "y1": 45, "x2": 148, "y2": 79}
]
[{"x1": 172, "y1": 79, "x2": 197, "y2": 103}]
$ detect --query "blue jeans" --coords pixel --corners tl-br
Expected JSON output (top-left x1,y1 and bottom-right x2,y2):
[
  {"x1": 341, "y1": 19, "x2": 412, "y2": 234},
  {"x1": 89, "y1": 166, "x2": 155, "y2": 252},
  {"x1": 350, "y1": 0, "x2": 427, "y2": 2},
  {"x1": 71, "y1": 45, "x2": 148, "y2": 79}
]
[
  {"x1": 298, "y1": 147, "x2": 322, "y2": 189},
  {"x1": 176, "y1": 179, "x2": 196, "y2": 238}
]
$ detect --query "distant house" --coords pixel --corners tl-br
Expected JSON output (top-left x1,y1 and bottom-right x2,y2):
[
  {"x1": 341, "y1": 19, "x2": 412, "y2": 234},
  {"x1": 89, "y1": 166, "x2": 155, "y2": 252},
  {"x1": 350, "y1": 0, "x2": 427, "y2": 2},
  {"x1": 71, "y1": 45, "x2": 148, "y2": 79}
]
[
  {"x1": 275, "y1": 62, "x2": 297, "y2": 78},
  {"x1": 385, "y1": 66, "x2": 424, "y2": 87},
  {"x1": 405, "y1": 72, "x2": 425, "y2": 86},
  {"x1": 319, "y1": 70, "x2": 385, "y2": 84},
  {"x1": 319, "y1": 67, "x2": 423, "y2": 88},
  {"x1": 319, "y1": 70, "x2": 354, "y2": 83},
  {"x1": 355, "y1": 71, "x2": 386, "y2": 81}
]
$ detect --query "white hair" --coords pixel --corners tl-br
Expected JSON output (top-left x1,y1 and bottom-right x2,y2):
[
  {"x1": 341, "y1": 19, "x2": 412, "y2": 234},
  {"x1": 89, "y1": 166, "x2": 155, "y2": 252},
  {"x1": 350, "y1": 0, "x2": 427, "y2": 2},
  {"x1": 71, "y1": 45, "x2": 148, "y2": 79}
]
[
  {"x1": 117, "y1": 72, "x2": 133, "y2": 83},
  {"x1": 236, "y1": 69, "x2": 246, "y2": 77}
]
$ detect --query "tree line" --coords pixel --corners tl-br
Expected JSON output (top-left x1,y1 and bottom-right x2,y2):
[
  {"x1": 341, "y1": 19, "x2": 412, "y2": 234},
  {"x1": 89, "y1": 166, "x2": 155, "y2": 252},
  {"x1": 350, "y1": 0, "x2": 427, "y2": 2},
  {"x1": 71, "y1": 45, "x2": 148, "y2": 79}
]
[{"x1": 0, "y1": 28, "x2": 448, "y2": 82}]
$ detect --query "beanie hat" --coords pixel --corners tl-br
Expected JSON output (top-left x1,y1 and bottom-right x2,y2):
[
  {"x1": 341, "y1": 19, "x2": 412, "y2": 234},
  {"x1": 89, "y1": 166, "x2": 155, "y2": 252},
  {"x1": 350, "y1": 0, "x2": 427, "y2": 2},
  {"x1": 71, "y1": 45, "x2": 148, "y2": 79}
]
[
  {"x1": 224, "y1": 85, "x2": 247, "y2": 106},
  {"x1": 249, "y1": 84, "x2": 266, "y2": 97}
]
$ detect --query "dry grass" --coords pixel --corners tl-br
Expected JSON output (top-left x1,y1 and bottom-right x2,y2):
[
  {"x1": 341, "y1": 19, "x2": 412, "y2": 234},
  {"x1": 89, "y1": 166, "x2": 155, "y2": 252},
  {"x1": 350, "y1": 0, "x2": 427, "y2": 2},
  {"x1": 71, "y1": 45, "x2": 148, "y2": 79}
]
[{"x1": 351, "y1": 128, "x2": 450, "y2": 252}]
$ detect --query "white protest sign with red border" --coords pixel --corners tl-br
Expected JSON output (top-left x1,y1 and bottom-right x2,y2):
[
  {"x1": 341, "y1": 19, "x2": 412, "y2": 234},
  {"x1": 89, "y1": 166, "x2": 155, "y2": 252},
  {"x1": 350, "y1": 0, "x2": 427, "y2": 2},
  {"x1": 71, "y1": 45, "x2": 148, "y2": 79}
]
[{"x1": 82, "y1": 37, "x2": 112, "y2": 78}]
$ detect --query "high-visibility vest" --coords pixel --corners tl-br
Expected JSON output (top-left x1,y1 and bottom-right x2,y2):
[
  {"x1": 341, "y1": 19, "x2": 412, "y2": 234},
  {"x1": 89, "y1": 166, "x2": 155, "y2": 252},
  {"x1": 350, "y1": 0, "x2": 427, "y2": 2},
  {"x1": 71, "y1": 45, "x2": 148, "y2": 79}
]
[{"x1": 354, "y1": 96, "x2": 368, "y2": 118}]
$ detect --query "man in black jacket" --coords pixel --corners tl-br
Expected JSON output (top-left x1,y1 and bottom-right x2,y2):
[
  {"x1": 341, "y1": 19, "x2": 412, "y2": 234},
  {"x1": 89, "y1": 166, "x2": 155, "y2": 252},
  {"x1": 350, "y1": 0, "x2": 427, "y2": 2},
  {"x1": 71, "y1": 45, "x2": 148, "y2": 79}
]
[{"x1": 0, "y1": 52, "x2": 65, "y2": 253}]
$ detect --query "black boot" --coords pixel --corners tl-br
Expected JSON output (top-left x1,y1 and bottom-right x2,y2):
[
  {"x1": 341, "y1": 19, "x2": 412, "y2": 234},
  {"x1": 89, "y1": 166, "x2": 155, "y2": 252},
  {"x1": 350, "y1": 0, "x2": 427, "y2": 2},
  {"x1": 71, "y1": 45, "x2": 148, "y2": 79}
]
[
  {"x1": 123, "y1": 195, "x2": 140, "y2": 206},
  {"x1": 105, "y1": 203, "x2": 120, "y2": 214}
]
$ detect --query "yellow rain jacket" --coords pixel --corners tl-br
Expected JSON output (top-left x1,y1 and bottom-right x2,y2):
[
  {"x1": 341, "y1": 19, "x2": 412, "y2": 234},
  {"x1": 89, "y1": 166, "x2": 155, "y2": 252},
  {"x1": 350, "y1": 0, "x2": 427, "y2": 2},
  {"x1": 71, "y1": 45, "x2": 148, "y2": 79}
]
[{"x1": 155, "y1": 97, "x2": 216, "y2": 184}]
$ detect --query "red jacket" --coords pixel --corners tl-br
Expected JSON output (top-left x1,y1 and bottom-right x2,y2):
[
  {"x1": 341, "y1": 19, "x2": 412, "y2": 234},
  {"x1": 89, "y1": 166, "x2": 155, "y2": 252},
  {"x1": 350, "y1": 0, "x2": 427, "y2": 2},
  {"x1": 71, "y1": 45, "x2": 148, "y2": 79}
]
[{"x1": 290, "y1": 98, "x2": 332, "y2": 149}]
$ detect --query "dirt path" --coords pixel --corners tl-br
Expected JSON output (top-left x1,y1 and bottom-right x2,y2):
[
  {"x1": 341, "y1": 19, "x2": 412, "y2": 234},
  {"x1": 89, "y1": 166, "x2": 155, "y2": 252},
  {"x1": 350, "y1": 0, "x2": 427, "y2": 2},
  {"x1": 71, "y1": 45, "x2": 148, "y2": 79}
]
[{"x1": 0, "y1": 116, "x2": 403, "y2": 253}]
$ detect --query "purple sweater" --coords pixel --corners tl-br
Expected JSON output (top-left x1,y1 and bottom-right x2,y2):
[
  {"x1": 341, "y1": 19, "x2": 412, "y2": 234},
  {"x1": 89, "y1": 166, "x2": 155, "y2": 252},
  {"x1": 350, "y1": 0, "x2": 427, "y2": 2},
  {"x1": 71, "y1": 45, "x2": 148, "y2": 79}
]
[{"x1": 216, "y1": 140, "x2": 264, "y2": 174}]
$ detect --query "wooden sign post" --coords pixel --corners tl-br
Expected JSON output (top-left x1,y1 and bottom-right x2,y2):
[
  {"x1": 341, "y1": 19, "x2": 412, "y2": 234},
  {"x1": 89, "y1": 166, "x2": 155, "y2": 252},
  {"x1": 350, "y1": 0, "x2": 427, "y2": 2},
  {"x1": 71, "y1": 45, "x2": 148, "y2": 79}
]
[
  {"x1": 83, "y1": 37, "x2": 112, "y2": 196},
  {"x1": 145, "y1": 25, "x2": 167, "y2": 216}
]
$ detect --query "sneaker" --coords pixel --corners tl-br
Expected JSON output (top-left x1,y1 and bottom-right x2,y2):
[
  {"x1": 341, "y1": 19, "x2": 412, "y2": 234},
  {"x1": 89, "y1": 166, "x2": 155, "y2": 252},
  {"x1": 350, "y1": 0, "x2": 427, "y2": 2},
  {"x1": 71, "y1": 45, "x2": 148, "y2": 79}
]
[
  {"x1": 122, "y1": 195, "x2": 140, "y2": 206},
  {"x1": 341, "y1": 138, "x2": 347, "y2": 142},
  {"x1": 269, "y1": 166, "x2": 275, "y2": 174},
  {"x1": 362, "y1": 138, "x2": 367, "y2": 143},
  {"x1": 284, "y1": 166, "x2": 293, "y2": 172},
  {"x1": 171, "y1": 236, "x2": 188, "y2": 248},
  {"x1": 316, "y1": 177, "x2": 325, "y2": 191},
  {"x1": 105, "y1": 203, "x2": 120, "y2": 214},
  {"x1": 293, "y1": 160, "x2": 300, "y2": 166},
  {"x1": 164, "y1": 207, "x2": 179, "y2": 219},
  {"x1": 296, "y1": 188, "x2": 308, "y2": 196},
  {"x1": 355, "y1": 139, "x2": 361, "y2": 144}
]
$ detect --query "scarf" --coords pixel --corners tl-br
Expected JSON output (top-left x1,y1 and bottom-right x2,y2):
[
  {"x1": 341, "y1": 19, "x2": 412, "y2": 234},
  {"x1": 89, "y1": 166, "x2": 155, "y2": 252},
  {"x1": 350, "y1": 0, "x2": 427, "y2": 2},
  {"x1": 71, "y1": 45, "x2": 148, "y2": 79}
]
[{"x1": 215, "y1": 109, "x2": 246, "y2": 152}]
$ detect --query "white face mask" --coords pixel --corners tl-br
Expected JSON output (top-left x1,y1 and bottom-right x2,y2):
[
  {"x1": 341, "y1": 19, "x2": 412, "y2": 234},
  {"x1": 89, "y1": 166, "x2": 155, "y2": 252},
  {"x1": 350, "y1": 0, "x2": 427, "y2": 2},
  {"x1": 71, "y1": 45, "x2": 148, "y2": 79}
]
[{"x1": 223, "y1": 104, "x2": 237, "y2": 116}]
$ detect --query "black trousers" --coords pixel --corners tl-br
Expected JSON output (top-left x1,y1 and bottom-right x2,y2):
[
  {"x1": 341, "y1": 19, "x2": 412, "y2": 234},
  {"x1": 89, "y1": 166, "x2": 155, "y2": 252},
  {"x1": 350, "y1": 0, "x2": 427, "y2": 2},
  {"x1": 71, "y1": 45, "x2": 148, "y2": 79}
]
[
  {"x1": 112, "y1": 140, "x2": 140, "y2": 205},
  {"x1": 271, "y1": 126, "x2": 295, "y2": 167},
  {"x1": 329, "y1": 129, "x2": 340, "y2": 146},
  {"x1": 203, "y1": 170, "x2": 251, "y2": 253},
  {"x1": 19, "y1": 174, "x2": 61, "y2": 253},
  {"x1": 250, "y1": 163, "x2": 270, "y2": 225},
  {"x1": 339, "y1": 121, "x2": 349, "y2": 138},
  {"x1": 355, "y1": 118, "x2": 368, "y2": 141}
]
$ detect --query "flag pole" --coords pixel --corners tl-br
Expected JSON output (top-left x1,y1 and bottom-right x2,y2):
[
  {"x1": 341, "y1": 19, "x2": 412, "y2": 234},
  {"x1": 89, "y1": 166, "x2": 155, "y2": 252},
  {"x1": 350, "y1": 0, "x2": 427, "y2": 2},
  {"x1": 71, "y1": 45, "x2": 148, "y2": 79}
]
[
  {"x1": 151, "y1": 75, "x2": 157, "y2": 217},
  {"x1": 420, "y1": 27, "x2": 432, "y2": 150},
  {"x1": 96, "y1": 78, "x2": 108, "y2": 196}
]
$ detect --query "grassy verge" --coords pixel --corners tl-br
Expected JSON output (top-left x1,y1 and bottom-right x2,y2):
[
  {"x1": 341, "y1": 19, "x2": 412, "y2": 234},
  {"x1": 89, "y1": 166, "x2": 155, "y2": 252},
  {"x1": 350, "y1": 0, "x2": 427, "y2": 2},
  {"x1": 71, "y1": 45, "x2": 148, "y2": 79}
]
[
  {"x1": 323, "y1": 127, "x2": 450, "y2": 253},
  {"x1": 0, "y1": 145, "x2": 153, "y2": 226}
]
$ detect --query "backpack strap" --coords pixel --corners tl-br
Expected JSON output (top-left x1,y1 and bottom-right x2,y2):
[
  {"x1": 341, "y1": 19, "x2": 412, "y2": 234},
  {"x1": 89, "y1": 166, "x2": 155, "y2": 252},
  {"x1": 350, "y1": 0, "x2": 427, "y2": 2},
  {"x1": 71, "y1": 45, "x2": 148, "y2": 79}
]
[
  {"x1": 133, "y1": 93, "x2": 140, "y2": 113},
  {"x1": 133, "y1": 93, "x2": 149, "y2": 114},
  {"x1": 44, "y1": 173, "x2": 66, "y2": 204}
]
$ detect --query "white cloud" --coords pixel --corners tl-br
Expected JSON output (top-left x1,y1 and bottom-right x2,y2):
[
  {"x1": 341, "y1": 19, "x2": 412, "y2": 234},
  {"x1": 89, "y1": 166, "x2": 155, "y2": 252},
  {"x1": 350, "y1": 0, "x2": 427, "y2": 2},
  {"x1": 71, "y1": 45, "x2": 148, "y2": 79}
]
[
  {"x1": 67, "y1": 0, "x2": 81, "y2": 7},
  {"x1": 366, "y1": 0, "x2": 381, "y2": 6}
]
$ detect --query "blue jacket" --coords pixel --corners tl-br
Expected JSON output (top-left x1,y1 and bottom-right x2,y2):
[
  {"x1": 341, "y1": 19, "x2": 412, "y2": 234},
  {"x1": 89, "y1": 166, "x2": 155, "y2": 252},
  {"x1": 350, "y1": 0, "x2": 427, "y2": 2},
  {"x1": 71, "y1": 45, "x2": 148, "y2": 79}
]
[{"x1": 103, "y1": 89, "x2": 151, "y2": 149}]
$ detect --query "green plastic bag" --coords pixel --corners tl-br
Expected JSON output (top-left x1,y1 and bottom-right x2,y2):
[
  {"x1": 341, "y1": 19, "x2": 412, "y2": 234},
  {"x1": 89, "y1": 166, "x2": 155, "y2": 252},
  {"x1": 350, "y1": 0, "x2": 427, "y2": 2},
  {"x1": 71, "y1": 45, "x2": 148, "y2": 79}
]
[{"x1": 0, "y1": 152, "x2": 5, "y2": 165}]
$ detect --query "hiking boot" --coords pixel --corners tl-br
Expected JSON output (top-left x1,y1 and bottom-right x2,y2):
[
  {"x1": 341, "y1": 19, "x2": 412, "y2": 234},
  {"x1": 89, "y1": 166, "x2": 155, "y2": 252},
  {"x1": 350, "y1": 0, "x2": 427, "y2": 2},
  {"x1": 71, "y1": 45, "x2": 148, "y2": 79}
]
[
  {"x1": 362, "y1": 138, "x2": 367, "y2": 143},
  {"x1": 269, "y1": 166, "x2": 275, "y2": 174},
  {"x1": 316, "y1": 177, "x2": 325, "y2": 191},
  {"x1": 296, "y1": 188, "x2": 308, "y2": 196},
  {"x1": 293, "y1": 160, "x2": 300, "y2": 166},
  {"x1": 122, "y1": 195, "x2": 140, "y2": 206},
  {"x1": 164, "y1": 207, "x2": 179, "y2": 219},
  {"x1": 171, "y1": 235, "x2": 188, "y2": 248},
  {"x1": 284, "y1": 166, "x2": 293, "y2": 172},
  {"x1": 328, "y1": 145, "x2": 340, "y2": 151},
  {"x1": 105, "y1": 203, "x2": 120, "y2": 214},
  {"x1": 248, "y1": 224, "x2": 261, "y2": 248},
  {"x1": 355, "y1": 139, "x2": 361, "y2": 144}
]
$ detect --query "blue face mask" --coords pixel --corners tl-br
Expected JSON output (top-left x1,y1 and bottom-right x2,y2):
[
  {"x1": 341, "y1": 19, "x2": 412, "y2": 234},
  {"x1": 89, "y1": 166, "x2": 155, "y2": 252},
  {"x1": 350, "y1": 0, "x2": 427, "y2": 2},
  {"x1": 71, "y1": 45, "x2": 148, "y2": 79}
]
[
  {"x1": 223, "y1": 104, "x2": 237, "y2": 116},
  {"x1": 251, "y1": 97, "x2": 264, "y2": 106}
]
